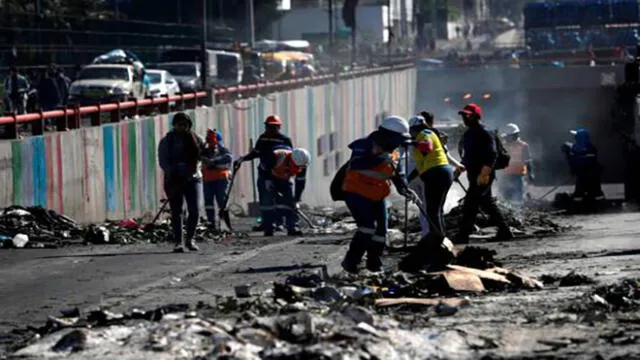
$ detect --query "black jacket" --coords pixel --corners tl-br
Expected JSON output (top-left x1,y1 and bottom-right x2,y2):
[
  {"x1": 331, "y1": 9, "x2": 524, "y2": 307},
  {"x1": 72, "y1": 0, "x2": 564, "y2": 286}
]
[
  {"x1": 461, "y1": 123, "x2": 496, "y2": 176},
  {"x1": 244, "y1": 132, "x2": 293, "y2": 170}
]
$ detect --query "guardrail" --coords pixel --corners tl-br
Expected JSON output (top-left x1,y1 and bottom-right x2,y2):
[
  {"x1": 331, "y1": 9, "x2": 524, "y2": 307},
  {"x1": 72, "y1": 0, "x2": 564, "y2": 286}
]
[{"x1": 0, "y1": 62, "x2": 414, "y2": 139}]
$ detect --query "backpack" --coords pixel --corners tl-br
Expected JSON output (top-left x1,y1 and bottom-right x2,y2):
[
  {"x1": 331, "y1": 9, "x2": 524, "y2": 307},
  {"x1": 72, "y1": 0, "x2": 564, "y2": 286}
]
[
  {"x1": 492, "y1": 130, "x2": 511, "y2": 170},
  {"x1": 330, "y1": 161, "x2": 350, "y2": 201}
]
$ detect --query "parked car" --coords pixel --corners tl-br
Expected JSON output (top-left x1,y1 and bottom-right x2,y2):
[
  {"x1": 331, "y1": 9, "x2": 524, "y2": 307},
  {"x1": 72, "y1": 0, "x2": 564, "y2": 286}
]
[
  {"x1": 156, "y1": 62, "x2": 201, "y2": 92},
  {"x1": 68, "y1": 64, "x2": 147, "y2": 105},
  {"x1": 146, "y1": 69, "x2": 180, "y2": 98}
]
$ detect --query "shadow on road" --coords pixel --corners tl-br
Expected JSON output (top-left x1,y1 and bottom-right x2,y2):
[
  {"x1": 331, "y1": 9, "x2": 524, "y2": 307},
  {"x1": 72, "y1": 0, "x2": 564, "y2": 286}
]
[
  {"x1": 36, "y1": 251, "x2": 173, "y2": 260},
  {"x1": 236, "y1": 263, "x2": 324, "y2": 274}
]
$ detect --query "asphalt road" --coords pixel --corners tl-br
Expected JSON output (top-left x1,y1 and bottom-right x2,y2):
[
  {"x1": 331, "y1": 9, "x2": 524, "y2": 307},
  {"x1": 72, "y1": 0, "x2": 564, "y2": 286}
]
[{"x1": 1, "y1": 206, "x2": 640, "y2": 358}]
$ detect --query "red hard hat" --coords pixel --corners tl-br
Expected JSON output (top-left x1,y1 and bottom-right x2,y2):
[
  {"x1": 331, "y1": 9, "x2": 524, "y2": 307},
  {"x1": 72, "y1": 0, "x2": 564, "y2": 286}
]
[
  {"x1": 264, "y1": 115, "x2": 283, "y2": 125},
  {"x1": 458, "y1": 103, "x2": 483, "y2": 118}
]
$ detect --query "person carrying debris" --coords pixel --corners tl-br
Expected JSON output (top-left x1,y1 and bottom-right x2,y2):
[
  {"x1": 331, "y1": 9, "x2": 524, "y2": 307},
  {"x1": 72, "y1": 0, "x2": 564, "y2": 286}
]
[
  {"x1": 201, "y1": 129, "x2": 233, "y2": 232},
  {"x1": 455, "y1": 104, "x2": 514, "y2": 244},
  {"x1": 562, "y1": 127, "x2": 604, "y2": 202},
  {"x1": 339, "y1": 115, "x2": 419, "y2": 274},
  {"x1": 262, "y1": 147, "x2": 311, "y2": 236},
  {"x1": 398, "y1": 115, "x2": 455, "y2": 272},
  {"x1": 235, "y1": 115, "x2": 294, "y2": 237},
  {"x1": 499, "y1": 123, "x2": 534, "y2": 204},
  {"x1": 158, "y1": 112, "x2": 205, "y2": 253}
]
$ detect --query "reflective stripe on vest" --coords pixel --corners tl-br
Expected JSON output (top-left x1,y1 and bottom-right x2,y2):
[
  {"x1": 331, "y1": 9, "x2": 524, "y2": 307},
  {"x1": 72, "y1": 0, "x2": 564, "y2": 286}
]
[
  {"x1": 271, "y1": 149, "x2": 302, "y2": 180},
  {"x1": 504, "y1": 140, "x2": 528, "y2": 175},
  {"x1": 342, "y1": 150, "x2": 399, "y2": 201},
  {"x1": 412, "y1": 130, "x2": 448, "y2": 174}
]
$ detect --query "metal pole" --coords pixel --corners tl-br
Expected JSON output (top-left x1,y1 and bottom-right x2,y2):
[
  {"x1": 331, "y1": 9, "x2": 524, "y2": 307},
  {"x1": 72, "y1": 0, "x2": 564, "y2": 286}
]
[
  {"x1": 250, "y1": 138, "x2": 257, "y2": 203},
  {"x1": 387, "y1": 0, "x2": 392, "y2": 64},
  {"x1": 403, "y1": 144, "x2": 409, "y2": 249},
  {"x1": 328, "y1": 0, "x2": 334, "y2": 57},
  {"x1": 351, "y1": 26, "x2": 356, "y2": 66},
  {"x1": 248, "y1": 0, "x2": 255, "y2": 47},
  {"x1": 177, "y1": 0, "x2": 182, "y2": 23},
  {"x1": 201, "y1": 0, "x2": 208, "y2": 90}
]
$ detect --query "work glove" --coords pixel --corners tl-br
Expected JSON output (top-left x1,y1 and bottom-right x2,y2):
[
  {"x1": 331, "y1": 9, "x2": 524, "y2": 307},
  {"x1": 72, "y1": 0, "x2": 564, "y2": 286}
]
[
  {"x1": 264, "y1": 179, "x2": 274, "y2": 192},
  {"x1": 528, "y1": 173, "x2": 536, "y2": 183},
  {"x1": 400, "y1": 187, "x2": 420, "y2": 204},
  {"x1": 233, "y1": 156, "x2": 245, "y2": 169},
  {"x1": 476, "y1": 166, "x2": 492, "y2": 186},
  {"x1": 454, "y1": 165, "x2": 466, "y2": 179}
]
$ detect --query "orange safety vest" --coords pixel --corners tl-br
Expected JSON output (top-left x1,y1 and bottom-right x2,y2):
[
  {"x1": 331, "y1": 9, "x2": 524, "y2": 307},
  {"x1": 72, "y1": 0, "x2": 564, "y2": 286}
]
[
  {"x1": 202, "y1": 150, "x2": 231, "y2": 182},
  {"x1": 504, "y1": 140, "x2": 528, "y2": 175},
  {"x1": 342, "y1": 150, "x2": 399, "y2": 201},
  {"x1": 271, "y1": 149, "x2": 302, "y2": 180}
]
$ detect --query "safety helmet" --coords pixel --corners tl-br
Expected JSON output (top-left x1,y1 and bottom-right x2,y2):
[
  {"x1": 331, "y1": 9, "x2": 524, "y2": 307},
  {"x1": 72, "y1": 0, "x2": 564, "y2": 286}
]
[
  {"x1": 504, "y1": 123, "x2": 520, "y2": 135},
  {"x1": 264, "y1": 115, "x2": 283, "y2": 126},
  {"x1": 291, "y1": 148, "x2": 311, "y2": 167},
  {"x1": 206, "y1": 129, "x2": 222, "y2": 145},
  {"x1": 409, "y1": 115, "x2": 427, "y2": 128},
  {"x1": 379, "y1": 115, "x2": 411, "y2": 139}
]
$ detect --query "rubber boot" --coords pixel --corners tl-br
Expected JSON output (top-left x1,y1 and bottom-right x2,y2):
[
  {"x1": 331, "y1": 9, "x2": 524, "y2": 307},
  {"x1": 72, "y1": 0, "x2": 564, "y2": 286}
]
[
  {"x1": 186, "y1": 238, "x2": 199, "y2": 251},
  {"x1": 173, "y1": 238, "x2": 185, "y2": 253},
  {"x1": 341, "y1": 232, "x2": 367, "y2": 274},
  {"x1": 492, "y1": 226, "x2": 514, "y2": 242},
  {"x1": 365, "y1": 241, "x2": 385, "y2": 272},
  {"x1": 288, "y1": 228, "x2": 304, "y2": 236}
]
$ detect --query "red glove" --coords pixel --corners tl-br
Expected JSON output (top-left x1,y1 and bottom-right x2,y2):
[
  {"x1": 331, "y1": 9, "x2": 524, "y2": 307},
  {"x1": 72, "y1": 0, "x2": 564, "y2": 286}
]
[{"x1": 416, "y1": 140, "x2": 433, "y2": 153}]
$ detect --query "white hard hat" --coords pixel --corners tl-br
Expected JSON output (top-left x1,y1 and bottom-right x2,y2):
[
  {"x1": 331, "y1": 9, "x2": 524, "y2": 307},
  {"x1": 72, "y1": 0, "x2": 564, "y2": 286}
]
[
  {"x1": 379, "y1": 115, "x2": 410, "y2": 138},
  {"x1": 291, "y1": 148, "x2": 310, "y2": 167},
  {"x1": 504, "y1": 123, "x2": 520, "y2": 135},
  {"x1": 409, "y1": 115, "x2": 427, "y2": 128}
]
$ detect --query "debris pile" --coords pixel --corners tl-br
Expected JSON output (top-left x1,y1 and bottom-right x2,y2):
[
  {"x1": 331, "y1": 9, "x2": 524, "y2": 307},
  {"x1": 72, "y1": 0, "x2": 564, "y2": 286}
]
[
  {"x1": 8, "y1": 249, "x2": 544, "y2": 358},
  {"x1": 0, "y1": 206, "x2": 83, "y2": 248},
  {"x1": 444, "y1": 201, "x2": 571, "y2": 237},
  {"x1": 540, "y1": 271, "x2": 596, "y2": 287},
  {"x1": 566, "y1": 278, "x2": 640, "y2": 314},
  {"x1": 0, "y1": 206, "x2": 249, "y2": 249}
]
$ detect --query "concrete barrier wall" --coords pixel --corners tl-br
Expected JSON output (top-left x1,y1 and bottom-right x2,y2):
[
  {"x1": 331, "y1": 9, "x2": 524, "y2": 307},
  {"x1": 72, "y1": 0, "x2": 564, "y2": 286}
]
[{"x1": 0, "y1": 68, "x2": 416, "y2": 222}]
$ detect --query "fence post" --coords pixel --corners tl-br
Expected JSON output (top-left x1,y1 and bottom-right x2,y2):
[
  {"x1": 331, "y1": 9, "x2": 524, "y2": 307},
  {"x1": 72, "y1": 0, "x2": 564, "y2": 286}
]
[
  {"x1": 159, "y1": 95, "x2": 170, "y2": 114},
  {"x1": 6, "y1": 114, "x2": 18, "y2": 139},
  {"x1": 69, "y1": 105, "x2": 81, "y2": 129},
  {"x1": 57, "y1": 108, "x2": 68, "y2": 132},
  {"x1": 111, "y1": 102, "x2": 121, "y2": 123},
  {"x1": 32, "y1": 111, "x2": 45, "y2": 136},
  {"x1": 90, "y1": 105, "x2": 102, "y2": 126}
]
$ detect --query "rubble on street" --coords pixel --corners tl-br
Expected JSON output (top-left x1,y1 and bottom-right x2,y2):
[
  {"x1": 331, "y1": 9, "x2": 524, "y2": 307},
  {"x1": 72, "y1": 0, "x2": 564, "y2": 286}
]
[{"x1": 6, "y1": 247, "x2": 546, "y2": 359}]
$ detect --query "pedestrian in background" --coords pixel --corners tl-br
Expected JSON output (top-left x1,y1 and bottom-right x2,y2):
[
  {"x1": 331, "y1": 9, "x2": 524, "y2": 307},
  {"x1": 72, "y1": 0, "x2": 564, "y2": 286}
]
[
  {"x1": 37, "y1": 67, "x2": 61, "y2": 111},
  {"x1": 499, "y1": 123, "x2": 534, "y2": 205},
  {"x1": 52, "y1": 64, "x2": 71, "y2": 106},
  {"x1": 201, "y1": 129, "x2": 233, "y2": 233},
  {"x1": 455, "y1": 104, "x2": 513, "y2": 244},
  {"x1": 158, "y1": 112, "x2": 204, "y2": 253},
  {"x1": 4, "y1": 66, "x2": 29, "y2": 114}
]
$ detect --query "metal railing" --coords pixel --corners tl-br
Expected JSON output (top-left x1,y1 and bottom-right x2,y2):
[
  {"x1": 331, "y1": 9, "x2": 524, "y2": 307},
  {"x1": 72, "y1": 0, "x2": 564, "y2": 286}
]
[{"x1": 0, "y1": 62, "x2": 414, "y2": 139}]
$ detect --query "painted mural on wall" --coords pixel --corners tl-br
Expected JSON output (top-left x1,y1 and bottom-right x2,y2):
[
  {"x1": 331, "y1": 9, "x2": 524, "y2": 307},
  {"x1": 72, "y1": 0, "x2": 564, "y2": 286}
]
[{"x1": 0, "y1": 68, "x2": 416, "y2": 223}]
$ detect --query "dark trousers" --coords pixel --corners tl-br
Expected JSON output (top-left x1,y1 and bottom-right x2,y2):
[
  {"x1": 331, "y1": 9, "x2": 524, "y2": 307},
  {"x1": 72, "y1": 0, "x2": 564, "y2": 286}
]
[
  {"x1": 574, "y1": 168, "x2": 604, "y2": 200},
  {"x1": 421, "y1": 165, "x2": 454, "y2": 237},
  {"x1": 457, "y1": 174, "x2": 509, "y2": 242},
  {"x1": 343, "y1": 192, "x2": 388, "y2": 270},
  {"x1": 203, "y1": 179, "x2": 229, "y2": 224},
  {"x1": 165, "y1": 178, "x2": 199, "y2": 245}
]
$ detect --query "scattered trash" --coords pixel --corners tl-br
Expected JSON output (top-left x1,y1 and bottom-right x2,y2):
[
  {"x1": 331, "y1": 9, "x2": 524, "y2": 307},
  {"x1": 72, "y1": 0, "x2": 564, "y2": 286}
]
[
  {"x1": 234, "y1": 285, "x2": 252, "y2": 298},
  {"x1": 12, "y1": 233, "x2": 29, "y2": 248},
  {"x1": 51, "y1": 329, "x2": 87, "y2": 353},
  {"x1": 566, "y1": 278, "x2": 640, "y2": 314},
  {"x1": 540, "y1": 271, "x2": 596, "y2": 287}
]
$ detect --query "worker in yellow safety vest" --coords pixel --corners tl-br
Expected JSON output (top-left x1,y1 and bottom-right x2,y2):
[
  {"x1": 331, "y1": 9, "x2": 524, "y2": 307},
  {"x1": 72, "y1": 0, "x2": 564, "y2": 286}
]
[{"x1": 499, "y1": 123, "x2": 534, "y2": 204}]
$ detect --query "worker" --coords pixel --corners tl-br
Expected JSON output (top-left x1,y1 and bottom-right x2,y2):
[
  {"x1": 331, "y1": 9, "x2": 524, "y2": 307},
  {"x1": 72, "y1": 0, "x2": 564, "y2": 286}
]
[
  {"x1": 455, "y1": 104, "x2": 513, "y2": 244},
  {"x1": 420, "y1": 110, "x2": 466, "y2": 176},
  {"x1": 562, "y1": 127, "x2": 604, "y2": 202},
  {"x1": 235, "y1": 115, "x2": 294, "y2": 236},
  {"x1": 340, "y1": 115, "x2": 419, "y2": 274},
  {"x1": 499, "y1": 123, "x2": 534, "y2": 204},
  {"x1": 201, "y1": 129, "x2": 233, "y2": 232},
  {"x1": 263, "y1": 147, "x2": 311, "y2": 236},
  {"x1": 158, "y1": 112, "x2": 205, "y2": 253},
  {"x1": 399, "y1": 115, "x2": 455, "y2": 272}
]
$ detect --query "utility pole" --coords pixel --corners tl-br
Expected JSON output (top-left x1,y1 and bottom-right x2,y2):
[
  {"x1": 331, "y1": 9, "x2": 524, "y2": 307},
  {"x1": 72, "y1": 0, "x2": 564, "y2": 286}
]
[
  {"x1": 400, "y1": 0, "x2": 407, "y2": 40},
  {"x1": 387, "y1": 0, "x2": 392, "y2": 63},
  {"x1": 176, "y1": 0, "x2": 182, "y2": 23},
  {"x1": 328, "y1": 0, "x2": 334, "y2": 55},
  {"x1": 247, "y1": 0, "x2": 255, "y2": 48},
  {"x1": 202, "y1": 0, "x2": 208, "y2": 90}
]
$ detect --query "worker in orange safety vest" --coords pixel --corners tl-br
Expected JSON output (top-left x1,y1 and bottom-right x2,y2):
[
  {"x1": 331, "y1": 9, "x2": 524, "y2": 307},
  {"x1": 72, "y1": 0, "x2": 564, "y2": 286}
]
[
  {"x1": 499, "y1": 123, "x2": 534, "y2": 204},
  {"x1": 201, "y1": 129, "x2": 233, "y2": 231},
  {"x1": 263, "y1": 146, "x2": 311, "y2": 236},
  {"x1": 340, "y1": 115, "x2": 419, "y2": 274}
]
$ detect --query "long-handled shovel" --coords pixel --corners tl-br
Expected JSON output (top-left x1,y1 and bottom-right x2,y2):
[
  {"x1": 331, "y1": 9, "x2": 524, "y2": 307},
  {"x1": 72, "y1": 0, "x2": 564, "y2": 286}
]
[{"x1": 219, "y1": 162, "x2": 242, "y2": 231}]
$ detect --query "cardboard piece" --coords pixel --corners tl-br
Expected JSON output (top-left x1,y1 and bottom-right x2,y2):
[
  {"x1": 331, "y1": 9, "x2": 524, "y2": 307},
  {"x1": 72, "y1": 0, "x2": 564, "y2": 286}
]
[{"x1": 375, "y1": 297, "x2": 471, "y2": 308}]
